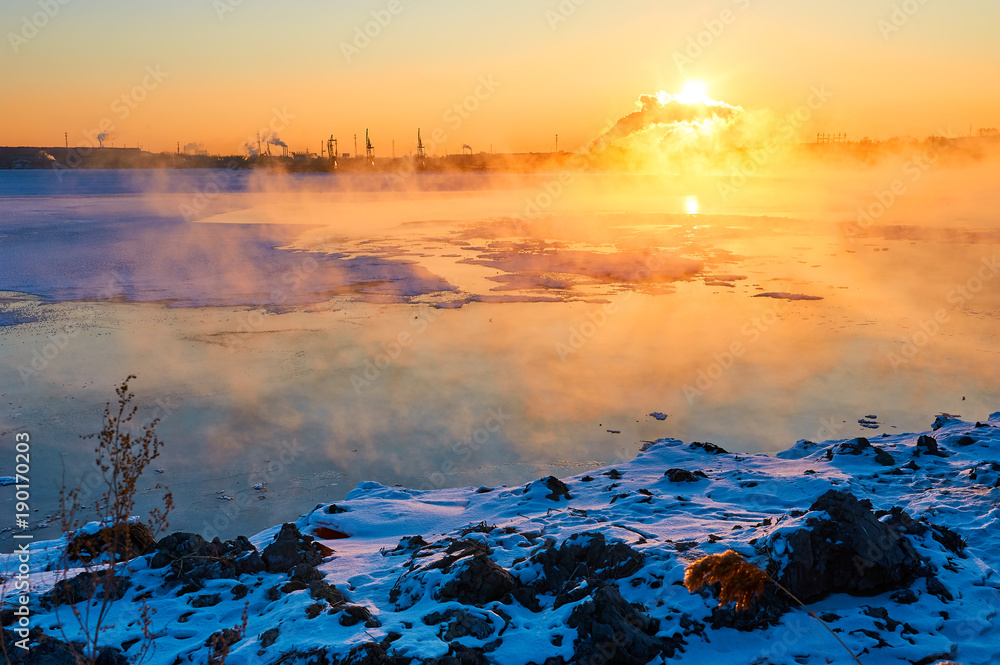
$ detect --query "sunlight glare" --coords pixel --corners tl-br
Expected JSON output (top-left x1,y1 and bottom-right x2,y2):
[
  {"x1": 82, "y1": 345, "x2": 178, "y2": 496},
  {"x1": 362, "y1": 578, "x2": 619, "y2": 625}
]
[
  {"x1": 678, "y1": 81, "x2": 709, "y2": 105},
  {"x1": 685, "y1": 195, "x2": 700, "y2": 215}
]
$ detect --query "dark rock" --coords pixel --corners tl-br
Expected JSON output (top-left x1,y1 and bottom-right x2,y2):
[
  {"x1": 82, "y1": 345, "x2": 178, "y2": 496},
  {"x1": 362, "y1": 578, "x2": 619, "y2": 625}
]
[
  {"x1": 340, "y1": 605, "x2": 380, "y2": 628},
  {"x1": 309, "y1": 580, "x2": 349, "y2": 608},
  {"x1": 378, "y1": 632, "x2": 402, "y2": 651},
  {"x1": 326, "y1": 504, "x2": 348, "y2": 514},
  {"x1": 330, "y1": 641, "x2": 411, "y2": 665},
  {"x1": 925, "y1": 576, "x2": 953, "y2": 602},
  {"x1": 664, "y1": 468, "x2": 706, "y2": 483},
  {"x1": 778, "y1": 490, "x2": 928, "y2": 604},
  {"x1": 836, "y1": 438, "x2": 895, "y2": 466},
  {"x1": 953, "y1": 435, "x2": 977, "y2": 446},
  {"x1": 883, "y1": 507, "x2": 967, "y2": 556},
  {"x1": 437, "y1": 554, "x2": 518, "y2": 606},
  {"x1": 690, "y1": 441, "x2": 729, "y2": 454},
  {"x1": 891, "y1": 588, "x2": 919, "y2": 604},
  {"x1": 863, "y1": 606, "x2": 901, "y2": 632},
  {"x1": 386, "y1": 535, "x2": 428, "y2": 555},
  {"x1": 423, "y1": 608, "x2": 495, "y2": 640},
  {"x1": 151, "y1": 532, "x2": 264, "y2": 582},
  {"x1": 567, "y1": 582, "x2": 663, "y2": 665},
  {"x1": 290, "y1": 563, "x2": 324, "y2": 583},
  {"x1": 44, "y1": 571, "x2": 130, "y2": 608},
  {"x1": 231, "y1": 583, "x2": 249, "y2": 600},
  {"x1": 190, "y1": 593, "x2": 221, "y2": 608},
  {"x1": 522, "y1": 476, "x2": 571, "y2": 501},
  {"x1": 710, "y1": 584, "x2": 791, "y2": 631},
  {"x1": 422, "y1": 643, "x2": 490, "y2": 665},
  {"x1": 915, "y1": 435, "x2": 949, "y2": 458},
  {"x1": 306, "y1": 603, "x2": 325, "y2": 619},
  {"x1": 509, "y1": 586, "x2": 542, "y2": 612},
  {"x1": 527, "y1": 532, "x2": 644, "y2": 595},
  {"x1": 66, "y1": 522, "x2": 157, "y2": 563},
  {"x1": 1, "y1": 631, "x2": 127, "y2": 665},
  {"x1": 262, "y1": 523, "x2": 328, "y2": 573},
  {"x1": 259, "y1": 627, "x2": 280, "y2": 648},
  {"x1": 206, "y1": 627, "x2": 243, "y2": 660}
]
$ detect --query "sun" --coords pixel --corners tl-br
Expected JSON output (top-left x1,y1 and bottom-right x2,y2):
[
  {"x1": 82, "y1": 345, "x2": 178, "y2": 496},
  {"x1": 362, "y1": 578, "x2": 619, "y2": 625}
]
[{"x1": 677, "y1": 80, "x2": 709, "y2": 105}]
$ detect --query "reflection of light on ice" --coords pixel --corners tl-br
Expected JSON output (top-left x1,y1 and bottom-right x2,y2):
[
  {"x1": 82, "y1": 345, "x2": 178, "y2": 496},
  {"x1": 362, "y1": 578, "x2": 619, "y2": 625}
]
[{"x1": 685, "y1": 195, "x2": 699, "y2": 215}]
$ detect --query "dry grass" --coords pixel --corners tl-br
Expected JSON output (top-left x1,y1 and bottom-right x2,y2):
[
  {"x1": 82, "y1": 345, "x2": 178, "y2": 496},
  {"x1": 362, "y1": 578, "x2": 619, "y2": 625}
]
[
  {"x1": 684, "y1": 549, "x2": 864, "y2": 665},
  {"x1": 683, "y1": 549, "x2": 770, "y2": 611}
]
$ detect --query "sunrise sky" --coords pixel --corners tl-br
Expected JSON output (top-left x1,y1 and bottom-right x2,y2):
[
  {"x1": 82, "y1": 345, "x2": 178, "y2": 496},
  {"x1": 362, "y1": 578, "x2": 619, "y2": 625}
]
[{"x1": 3, "y1": 0, "x2": 998, "y2": 155}]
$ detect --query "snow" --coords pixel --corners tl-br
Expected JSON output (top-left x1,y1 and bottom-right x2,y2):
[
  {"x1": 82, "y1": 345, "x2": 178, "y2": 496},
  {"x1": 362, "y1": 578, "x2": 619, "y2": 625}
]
[{"x1": 4, "y1": 413, "x2": 1000, "y2": 664}]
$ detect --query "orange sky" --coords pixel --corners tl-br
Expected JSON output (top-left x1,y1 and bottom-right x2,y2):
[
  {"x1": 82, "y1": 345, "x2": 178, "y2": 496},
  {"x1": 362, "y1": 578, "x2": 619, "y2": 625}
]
[{"x1": 3, "y1": 0, "x2": 998, "y2": 155}]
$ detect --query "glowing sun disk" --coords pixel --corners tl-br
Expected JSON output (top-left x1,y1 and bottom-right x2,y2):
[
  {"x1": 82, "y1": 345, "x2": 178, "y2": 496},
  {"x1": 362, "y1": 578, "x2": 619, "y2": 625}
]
[{"x1": 678, "y1": 81, "x2": 709, "y2": 105}]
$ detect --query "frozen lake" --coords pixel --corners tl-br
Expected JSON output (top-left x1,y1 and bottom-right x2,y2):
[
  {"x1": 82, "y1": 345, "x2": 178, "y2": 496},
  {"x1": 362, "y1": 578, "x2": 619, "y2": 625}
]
[{"x1": 1, "y1": 166, "x2": 998, "y2": 540}]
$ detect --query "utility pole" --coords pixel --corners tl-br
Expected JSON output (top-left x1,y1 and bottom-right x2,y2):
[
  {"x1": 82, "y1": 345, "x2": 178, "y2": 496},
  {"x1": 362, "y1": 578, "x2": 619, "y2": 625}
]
[{"x1": 354, "y1": 134, "x2": 358, "y2": 158}]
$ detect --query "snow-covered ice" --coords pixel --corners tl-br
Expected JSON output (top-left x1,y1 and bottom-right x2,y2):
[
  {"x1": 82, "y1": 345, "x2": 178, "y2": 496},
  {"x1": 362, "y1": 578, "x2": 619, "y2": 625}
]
[{"x1": 3, "y1": 412, "x2": 999, "y2": 664}]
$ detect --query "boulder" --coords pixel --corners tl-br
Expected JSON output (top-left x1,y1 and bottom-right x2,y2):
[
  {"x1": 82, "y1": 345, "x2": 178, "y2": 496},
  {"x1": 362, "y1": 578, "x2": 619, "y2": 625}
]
[
  {"x1": 423, "y1": 608, "x2": 495, "y2": 640},
  {"x1": 66, "y1": 522, "x2": 156, "y2": 563},
  {"x1": 437, "y1": 554, "x2": 518, "y2": 606},
  {"x1": 836, "y1": 438, "x2": 895, "y2": 466},
  {"x1": 522, "y1": 476, "x2": 571, "y2": 501},
  {"x1": 527, "y1": 532, "x2": 644, "y2": 594},
  {"x1": 262, "y1": 523, "x2": 328, "y2": 573},
  {"x1": 664, "y1": 469, "x2": 707, "y2": 483},
  {"x1": 915, "y1": 435, "x2": 949, "y2": 458},
  {"x1": 567, "y1": 582, "x2": 663, "y2": 665},
  {"x1": 44, "y1": 571, "x2": 130, "y2": 608},
  {"x1": 1, "y1": 631, "x2": 127, "y2": 665},
  {"x1": 778, "y1": 490, "x2": 928, "y2": 604},
  {"x1": 151, "y1": 532, "x2": 265, "y2": 582}
]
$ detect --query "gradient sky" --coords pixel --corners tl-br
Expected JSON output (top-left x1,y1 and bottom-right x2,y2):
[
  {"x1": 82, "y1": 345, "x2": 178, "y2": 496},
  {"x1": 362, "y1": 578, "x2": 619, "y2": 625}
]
[{"x1": 3, "y1": 0, "x2": 998, "y2": 155}]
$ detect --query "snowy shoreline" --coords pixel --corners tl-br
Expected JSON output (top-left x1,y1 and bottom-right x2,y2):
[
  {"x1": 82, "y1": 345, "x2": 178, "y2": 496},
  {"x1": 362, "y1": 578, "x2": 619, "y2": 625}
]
[{"x1": 4, "y1": 412, "x2": 1000, "y2": 665}]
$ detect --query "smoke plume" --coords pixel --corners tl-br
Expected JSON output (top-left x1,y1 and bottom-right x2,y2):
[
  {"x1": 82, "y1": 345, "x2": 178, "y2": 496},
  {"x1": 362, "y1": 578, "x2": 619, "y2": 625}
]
[{"x1": 592, "y1": 91, "x2": 744, "y2": 151}]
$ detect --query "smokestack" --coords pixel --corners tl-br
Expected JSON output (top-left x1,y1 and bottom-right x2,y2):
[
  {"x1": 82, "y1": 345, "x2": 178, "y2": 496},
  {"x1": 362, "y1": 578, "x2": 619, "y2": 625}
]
[{"x1": 64, "y1": 132, "x2": 68, "y2": 149}]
